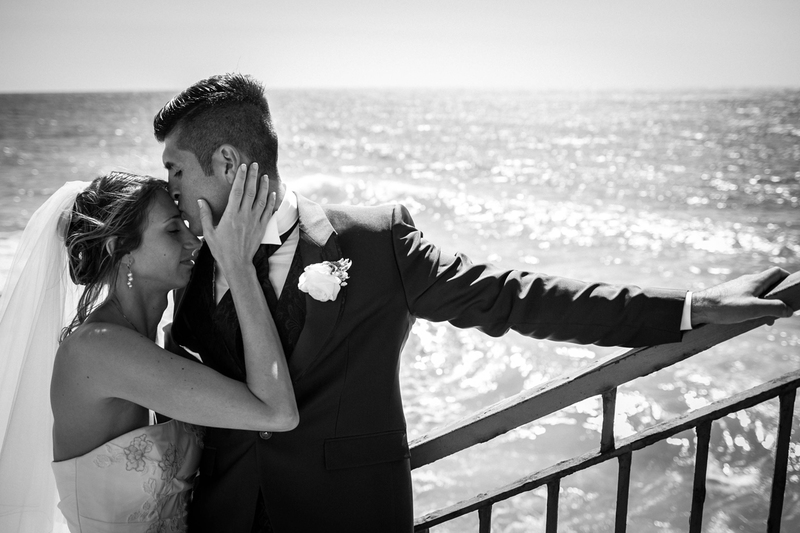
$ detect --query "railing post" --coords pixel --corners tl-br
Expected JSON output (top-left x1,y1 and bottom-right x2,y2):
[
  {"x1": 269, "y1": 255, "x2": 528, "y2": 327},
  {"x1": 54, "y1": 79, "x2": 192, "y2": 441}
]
[
  {"x1": 614, "y1": 450, "x2": 632, "y2": 533},
  {"x1": 767, "y1": 389, "x2": 796, "y2": 533},
  {"x1": 478, "y1": 504, "x2": 492, "y2": 533},
  {"x1": 689, "y1": 420, "x2": 712, "y2": 533},
  {"x1": 602, "y1": 388, "x2": 618, "y2": 453},
  {"x1": 546, "y1": 479, "x2": 560, "y2": 533}
]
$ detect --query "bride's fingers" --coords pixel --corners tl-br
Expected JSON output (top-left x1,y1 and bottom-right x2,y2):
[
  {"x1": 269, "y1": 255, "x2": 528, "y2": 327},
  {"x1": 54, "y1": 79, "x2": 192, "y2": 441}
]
[
  {"x1": 197, "y1": 199, "x2": 214, "y2": 238},
  {"x1": 261, "y1": 189, "x2": 276, "y2": 225},
  {"x1": 254, "y1": 174, "x2": 272, "y2": 219},
  {"x1": 229, "y1": 163, "x2": 247, "y2": 211},
  {"x1": 243, "y1": 162, "x2": 259, "y2": 209}
]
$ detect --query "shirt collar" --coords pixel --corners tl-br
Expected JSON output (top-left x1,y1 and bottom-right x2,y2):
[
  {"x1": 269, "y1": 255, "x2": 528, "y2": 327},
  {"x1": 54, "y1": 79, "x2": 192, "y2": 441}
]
[{"x1": 262, "y1": 183, "x2": 299, "y2": 245}]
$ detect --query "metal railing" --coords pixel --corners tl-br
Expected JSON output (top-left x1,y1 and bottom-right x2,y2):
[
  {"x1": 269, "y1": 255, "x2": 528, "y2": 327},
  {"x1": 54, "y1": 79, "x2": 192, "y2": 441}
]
[{"x1": 411, "y1": 271, "x2": 800, "y2": 532}]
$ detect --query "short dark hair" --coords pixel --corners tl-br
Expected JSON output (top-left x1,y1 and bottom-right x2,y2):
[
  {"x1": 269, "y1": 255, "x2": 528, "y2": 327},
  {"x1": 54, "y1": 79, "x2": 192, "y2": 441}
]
[{"x1": 153, "y1": 73, "x2": 279, "y2": 176}]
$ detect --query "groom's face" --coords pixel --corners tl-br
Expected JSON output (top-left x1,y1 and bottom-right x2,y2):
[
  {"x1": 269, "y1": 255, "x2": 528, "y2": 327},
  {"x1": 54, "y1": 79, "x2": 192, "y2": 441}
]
[{"x1": 162, "y1": 132, "x2": 229, "y2": 236}]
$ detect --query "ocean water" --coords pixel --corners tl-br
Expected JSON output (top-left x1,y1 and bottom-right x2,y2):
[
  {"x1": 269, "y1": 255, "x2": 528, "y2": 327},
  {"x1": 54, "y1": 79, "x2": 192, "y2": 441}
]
[{"x1": 1, "y1": 89, "x2": 799, "y2": 531}]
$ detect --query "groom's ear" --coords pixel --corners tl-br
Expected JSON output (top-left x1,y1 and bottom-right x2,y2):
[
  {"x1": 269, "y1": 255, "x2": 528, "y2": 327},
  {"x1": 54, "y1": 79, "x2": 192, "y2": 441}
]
[{"x1": 212, "y1": 145, "x2": 242, "y2": 185}]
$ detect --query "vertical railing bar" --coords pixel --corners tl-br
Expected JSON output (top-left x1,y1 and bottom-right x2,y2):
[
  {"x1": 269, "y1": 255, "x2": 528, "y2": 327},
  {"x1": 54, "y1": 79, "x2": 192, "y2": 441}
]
[
  {"x1": 545, "y1": 479, "x2": 560, "y2": 533},
  {"x1": 767, "y1": 389, "x2": 796, "y2": 533},
  {"x1": 601, "y1": 388, "x2": 618, "y2": 453},
  {"x1": 478, "y1": 504, "x2": 492, "y2": 533},
  {"x1": 689, "y1": 420, "x2": 713, "y2": 533},
  {"x1": 614, "y1": 450, "x2": 632, "y2": 533}
]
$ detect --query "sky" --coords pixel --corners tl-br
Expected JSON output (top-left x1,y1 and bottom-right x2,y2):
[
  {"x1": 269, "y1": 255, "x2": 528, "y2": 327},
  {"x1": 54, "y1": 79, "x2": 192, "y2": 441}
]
[{"x1": 1, "y1": 0, "x2": 799, "y2": 93}]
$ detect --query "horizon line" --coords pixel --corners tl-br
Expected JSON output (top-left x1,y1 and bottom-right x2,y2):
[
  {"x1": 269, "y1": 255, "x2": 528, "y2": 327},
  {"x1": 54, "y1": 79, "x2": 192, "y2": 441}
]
[{"x1": 1, "y1": 84, "x2": 800, "y2": 96}]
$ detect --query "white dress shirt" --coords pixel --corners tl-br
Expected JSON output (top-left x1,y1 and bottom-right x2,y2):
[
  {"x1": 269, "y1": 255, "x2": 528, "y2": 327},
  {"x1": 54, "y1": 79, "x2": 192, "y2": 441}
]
[
  {"x1": 681, "y1": 291, "x2": 693, "y2": 330},
  {"x1": 214, "y1": 185, "x2": 300, "y2": 304}
]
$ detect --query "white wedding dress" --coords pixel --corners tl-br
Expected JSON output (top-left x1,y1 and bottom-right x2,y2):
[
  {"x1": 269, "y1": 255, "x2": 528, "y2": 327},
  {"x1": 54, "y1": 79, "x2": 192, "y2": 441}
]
[
  {"x1": 0, "y1": 182, "x2": 202, "y2": 533},
  {"x1": 51, "y1": 420, "x2": 203, "y2": 533}
]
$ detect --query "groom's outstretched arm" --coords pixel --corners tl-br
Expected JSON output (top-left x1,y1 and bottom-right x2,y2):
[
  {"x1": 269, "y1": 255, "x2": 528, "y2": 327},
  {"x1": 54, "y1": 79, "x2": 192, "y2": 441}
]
[{"x1": 389, "y1": 205, "x2": 794, "y2": 348}]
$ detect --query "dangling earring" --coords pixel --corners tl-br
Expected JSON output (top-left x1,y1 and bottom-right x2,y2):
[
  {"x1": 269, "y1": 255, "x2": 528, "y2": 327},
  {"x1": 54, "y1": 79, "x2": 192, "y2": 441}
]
[{"x1": 126, "y1": 259, "x2": 134, "y2": 289}]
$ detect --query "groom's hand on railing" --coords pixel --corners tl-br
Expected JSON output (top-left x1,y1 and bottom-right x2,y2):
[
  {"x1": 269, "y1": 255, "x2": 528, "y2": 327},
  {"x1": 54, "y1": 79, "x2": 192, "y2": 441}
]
[{"x1": 690, "y1": 267, "x2": 796, "y2": 327}]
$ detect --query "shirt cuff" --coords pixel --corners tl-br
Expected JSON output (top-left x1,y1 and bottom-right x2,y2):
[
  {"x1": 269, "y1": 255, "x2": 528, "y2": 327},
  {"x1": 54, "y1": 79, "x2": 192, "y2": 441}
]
[{"x1": 680, "y1": 291, "x2": 693, "y2": 331}]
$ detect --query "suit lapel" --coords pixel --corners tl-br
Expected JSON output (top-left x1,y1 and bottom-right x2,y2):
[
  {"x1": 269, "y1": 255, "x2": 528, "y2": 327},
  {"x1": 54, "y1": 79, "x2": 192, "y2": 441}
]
[{"x1": 289, "y1": 194, "x2": 346, "y2": 381}]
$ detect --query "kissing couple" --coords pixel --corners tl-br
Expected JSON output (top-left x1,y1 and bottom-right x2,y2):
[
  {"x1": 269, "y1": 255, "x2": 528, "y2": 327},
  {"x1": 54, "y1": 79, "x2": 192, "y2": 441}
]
[{"x1": 0, "y1": 73, "x2": 795, "y2": 533}]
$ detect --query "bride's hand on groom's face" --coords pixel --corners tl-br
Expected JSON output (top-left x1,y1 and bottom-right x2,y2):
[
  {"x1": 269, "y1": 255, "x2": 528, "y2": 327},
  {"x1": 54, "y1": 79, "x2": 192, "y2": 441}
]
[{"x1": 198, "y1": 162, "x2": 275, "y2": 272}]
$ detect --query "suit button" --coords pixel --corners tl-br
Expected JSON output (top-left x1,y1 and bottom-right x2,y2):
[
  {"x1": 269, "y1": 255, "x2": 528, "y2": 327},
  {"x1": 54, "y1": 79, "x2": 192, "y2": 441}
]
[{"x1": 259, "y1": 431, "x2": 272, "y2": 440}]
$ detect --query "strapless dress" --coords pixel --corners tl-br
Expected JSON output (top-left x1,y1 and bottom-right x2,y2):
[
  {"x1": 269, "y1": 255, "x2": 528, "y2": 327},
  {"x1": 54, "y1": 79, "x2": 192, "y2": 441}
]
[{"x1": 52, "y1": 419, "x2": 203, "y2": 533}]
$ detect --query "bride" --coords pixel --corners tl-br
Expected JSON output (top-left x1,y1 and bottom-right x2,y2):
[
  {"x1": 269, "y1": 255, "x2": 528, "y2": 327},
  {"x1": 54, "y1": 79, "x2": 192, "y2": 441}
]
[{"x1": 0, "y1": 163, "x2": 297, "y2": 532}]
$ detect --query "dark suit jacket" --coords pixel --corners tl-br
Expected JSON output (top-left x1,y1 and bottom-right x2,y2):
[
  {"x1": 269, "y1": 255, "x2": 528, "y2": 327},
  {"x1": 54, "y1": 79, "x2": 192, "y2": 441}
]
[{"x1": 169, "y1": 194, "x2": 685, "y2": 532}]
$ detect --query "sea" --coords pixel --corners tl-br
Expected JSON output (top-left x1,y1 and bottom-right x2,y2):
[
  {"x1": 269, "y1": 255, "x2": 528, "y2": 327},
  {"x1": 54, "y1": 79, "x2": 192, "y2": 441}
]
[{"x1": 1, "y1": 89, "x2": 798, "y2": 532}]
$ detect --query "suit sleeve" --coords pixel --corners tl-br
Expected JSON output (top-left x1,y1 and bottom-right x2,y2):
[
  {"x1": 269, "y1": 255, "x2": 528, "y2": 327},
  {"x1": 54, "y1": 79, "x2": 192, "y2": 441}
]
[{"x1": 389, "y1": 204, "x2": 685, "y2": 348}]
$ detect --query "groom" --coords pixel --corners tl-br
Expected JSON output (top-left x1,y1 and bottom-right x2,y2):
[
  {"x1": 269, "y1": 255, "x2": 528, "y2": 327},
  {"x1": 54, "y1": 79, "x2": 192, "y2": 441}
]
[{"x1": 155, "y1": 74, "x2": 793, "y2": 532}]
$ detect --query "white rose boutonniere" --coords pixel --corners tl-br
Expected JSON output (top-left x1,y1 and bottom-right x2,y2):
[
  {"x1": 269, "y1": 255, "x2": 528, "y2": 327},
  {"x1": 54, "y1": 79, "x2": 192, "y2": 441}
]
[{"x1": 298, "y1": 258, "x2": 352, "y2": 302}]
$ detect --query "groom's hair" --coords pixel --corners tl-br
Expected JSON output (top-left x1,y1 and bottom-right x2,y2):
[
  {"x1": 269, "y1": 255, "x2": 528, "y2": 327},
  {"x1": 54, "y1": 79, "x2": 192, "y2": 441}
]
[{"x1": 153, "y1": 73, "x2": 279, "y2": 177}]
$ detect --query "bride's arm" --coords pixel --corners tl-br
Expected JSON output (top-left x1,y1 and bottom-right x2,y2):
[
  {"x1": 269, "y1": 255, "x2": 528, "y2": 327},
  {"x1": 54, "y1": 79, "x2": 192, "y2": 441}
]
[{"x1": 64, "y1": 324, "x2": 297, "y2": 431}]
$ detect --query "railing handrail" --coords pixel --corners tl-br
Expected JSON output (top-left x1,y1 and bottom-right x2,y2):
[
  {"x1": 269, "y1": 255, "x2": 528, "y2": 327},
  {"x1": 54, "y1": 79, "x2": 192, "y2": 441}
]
[
  {"x1": 414, "y1": 368, "x2": 800, "y2": 529},
  {"x1": 410, "y1": 271, "x2": 800, "y2": 469}
]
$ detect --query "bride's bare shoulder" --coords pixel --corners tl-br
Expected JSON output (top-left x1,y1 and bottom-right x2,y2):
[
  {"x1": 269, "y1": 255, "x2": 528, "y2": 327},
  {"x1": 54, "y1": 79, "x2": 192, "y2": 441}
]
[{"x1": 56, "y1": 319, "x2": 147, "y2": 367}]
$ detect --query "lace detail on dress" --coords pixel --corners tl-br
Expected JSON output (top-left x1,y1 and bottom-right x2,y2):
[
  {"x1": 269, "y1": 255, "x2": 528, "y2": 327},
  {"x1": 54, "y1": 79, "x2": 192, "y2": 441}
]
[
  {"x1": 54, "y1": 420, "x2": 201, "y2": 532},
  {"x1": 144, "y1": 514, "x2": 187, "y2": 533},
  {"x1": 181, "y1": 422, "x2": 205, "y2": 449},
  {"x1": 92, "y1": 432, "x2": 189, "y2": 528},
  {"x1": 158, "y1": 443, "x2": 185, "y2": 480},
  {"x1": 125, "y1": 434, "x2": 155, "y2": 472}
]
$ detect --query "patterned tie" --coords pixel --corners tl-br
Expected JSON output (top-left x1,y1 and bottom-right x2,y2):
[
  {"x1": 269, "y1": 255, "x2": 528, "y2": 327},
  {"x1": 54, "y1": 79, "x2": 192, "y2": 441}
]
[
  {"x1": 251, "y1": 220, "x2": 304, "y2": 356},
  {"x1": 252, "y1": 244, "x2": 280, "y2": 310}
]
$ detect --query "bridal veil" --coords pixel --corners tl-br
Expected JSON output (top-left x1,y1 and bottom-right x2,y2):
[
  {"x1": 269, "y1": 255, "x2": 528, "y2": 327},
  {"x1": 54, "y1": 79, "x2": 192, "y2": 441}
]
[{"x1": 0, "y1": 181, "x2": 88, "y2": 532}]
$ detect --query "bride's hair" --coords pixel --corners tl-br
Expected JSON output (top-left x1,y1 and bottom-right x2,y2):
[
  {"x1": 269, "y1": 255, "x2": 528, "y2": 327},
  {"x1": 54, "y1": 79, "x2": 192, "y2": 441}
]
[{"x1": 60, "y1": 171, "x2": 166, "y2": 341}]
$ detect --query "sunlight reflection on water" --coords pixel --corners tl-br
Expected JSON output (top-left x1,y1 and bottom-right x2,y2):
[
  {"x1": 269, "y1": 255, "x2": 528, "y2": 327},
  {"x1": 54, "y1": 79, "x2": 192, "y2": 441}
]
[{"x1": 1, "y1": 89, "x2": 798, "y2": 531}]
